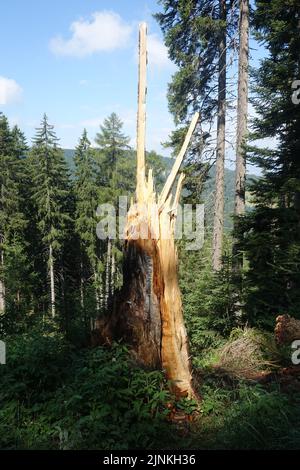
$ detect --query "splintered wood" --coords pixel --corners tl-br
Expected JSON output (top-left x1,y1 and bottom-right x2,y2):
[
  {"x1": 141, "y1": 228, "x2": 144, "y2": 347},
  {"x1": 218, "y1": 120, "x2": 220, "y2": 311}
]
[
  {"x1": 123, "y1": 24, "x2": 199, "y2": 397},
  {"x1": 97, "y1": 23, "x2": 199, "y2": 398}
]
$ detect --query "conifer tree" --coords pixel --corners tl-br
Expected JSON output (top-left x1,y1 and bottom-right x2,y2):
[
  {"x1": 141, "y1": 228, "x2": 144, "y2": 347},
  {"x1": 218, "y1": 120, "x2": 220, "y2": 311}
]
[
  {"x1": 95, "y1": 114, "x2": 130, "y2": 309},
  {"x1": 74, "y1": 129, "x2": 102, "y2": 317},
  {"x1": 95, "y1": 112, "x2": 130, "y2": 188},
  {"x1": 29, "y1": 114, "x2": 71, "y2": 318},
  {"x1": 0, "y1": 115, "x2": 28, "y2": 314},
  {"x1": 156, "y1": 0, "x2": 238, "y2": 270},
  {"x1": 238, "y1": 0, "x2": 300, "y2": 324}
]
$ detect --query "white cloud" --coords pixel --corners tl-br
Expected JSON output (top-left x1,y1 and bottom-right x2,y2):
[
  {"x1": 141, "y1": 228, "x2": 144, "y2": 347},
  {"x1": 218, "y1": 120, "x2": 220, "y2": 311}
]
[
  {"x1": 50, "y1": 11, "x2": 132, "y2": 57},
  {"x1": 0, "y1": 77, "x2": 22, "y2": 105},
  {"x1": 147, "y1": 34, "x2": 173, "y2": 69}
]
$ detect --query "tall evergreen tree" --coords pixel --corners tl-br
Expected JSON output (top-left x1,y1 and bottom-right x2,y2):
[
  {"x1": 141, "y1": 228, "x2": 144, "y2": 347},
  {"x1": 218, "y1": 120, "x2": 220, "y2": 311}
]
[
  {"x1": 95, "y1": 114, "x2": 130, "y2": 309},
  {"x1": 0, "y1": 115, "x2": 28, "y2": 314},
  {"x1": 239, "y1": 0, "x2": 300, "y2": 325},
  {"x1": 95, "y1": 112, "x2": 130, "y2": 189},
  {"x1": 156, "y1": 0, "x2": 238, "y2": 271},
  {"x1": 29, "y1": 114, "x2": 71, "y2": 318},
  {"x1": 74, "y1": 129, "x2": 102, "y2": 318}
]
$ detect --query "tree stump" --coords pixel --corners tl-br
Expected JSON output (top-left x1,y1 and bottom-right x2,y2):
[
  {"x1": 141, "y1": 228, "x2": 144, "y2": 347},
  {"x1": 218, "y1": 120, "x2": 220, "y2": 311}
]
[{"x1": 93, "y1": 23, "x2": 199, "y2": 398}]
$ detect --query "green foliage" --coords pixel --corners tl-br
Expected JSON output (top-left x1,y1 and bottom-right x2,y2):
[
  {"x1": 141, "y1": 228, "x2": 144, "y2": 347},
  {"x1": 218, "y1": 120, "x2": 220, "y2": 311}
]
[
  {"x1": 95, "y1": 112, "x2": 130, "y2": 189},
  {"x1": 0, "y1": 334, "x2": 177, "y2": 450},
  {"x1": 236, "y1": 0, "x2": 300, "y2": 326},
  {"x1": 30, "y1": 114, "x2": 72, "y2": 251},
  {"x1": 156, "y1": 0, "x2": 238, "y2": 201},
  {"x1": 0, "y1": 326, "x2": 74, "y2": 404},
  {"x1": 156, "y1": 0, "x2": 237, "y2": 124},
  {"x1": 197, "y1": 382, "x2": 300, "y2": 449},
  {"x1": 176, "y1": 397, "x2": 199, "y2": 415},
  {"x1": 1, "y1": 6, "x2": 300, "y2": 448},
  {"x1": 179, "y1": 239, "x2": 238, "y2": 366}
]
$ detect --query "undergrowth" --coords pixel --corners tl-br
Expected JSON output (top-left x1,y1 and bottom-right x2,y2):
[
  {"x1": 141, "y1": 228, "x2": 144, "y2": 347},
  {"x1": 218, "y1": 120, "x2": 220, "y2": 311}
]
[{"x1": 0, "y1": 325, "x2": 299, "y2": 450}]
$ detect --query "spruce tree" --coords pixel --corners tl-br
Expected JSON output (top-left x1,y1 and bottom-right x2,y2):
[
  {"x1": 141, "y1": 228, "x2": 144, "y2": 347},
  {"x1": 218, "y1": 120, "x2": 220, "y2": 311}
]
[
  {"x1": 95, "y1": 114, "x2": 130, "y2": 310},
  {"x1": 156, "y1": 0, "x2": 238, "y2": 270},
  {"x1": 95, "y1": 112, "x2": 130, "y2": 189},
  {"x1": 239, "y1": 0, "x2": 300, "y2": 325},
  {"x1": 0, "y1": 115, "x2": 28, "y2": 314},
  {"x1": 74, "y1": 129, "x2": 102, "y2": 318},
  {"x1": 29, "y1": 114, "x2": 71, "y2": 318}
]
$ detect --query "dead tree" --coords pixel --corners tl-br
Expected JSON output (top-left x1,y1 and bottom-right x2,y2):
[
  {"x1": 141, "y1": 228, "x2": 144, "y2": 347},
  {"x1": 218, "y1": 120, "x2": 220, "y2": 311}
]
[
  {"x1": 233, "y1": 0, "x2": 249, "y2": 269},
  {"x1": 95, "y1": 23, "x2": 198, "y2": 398},
  {"x1": 212, "y1": 0, "x2": 227, "y2": 271}
]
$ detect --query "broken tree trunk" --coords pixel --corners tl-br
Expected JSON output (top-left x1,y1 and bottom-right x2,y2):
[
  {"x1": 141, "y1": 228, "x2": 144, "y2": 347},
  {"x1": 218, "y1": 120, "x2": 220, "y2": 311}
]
[{"x1": 95, "y1": 23, "x2": 198, "y2": 398}]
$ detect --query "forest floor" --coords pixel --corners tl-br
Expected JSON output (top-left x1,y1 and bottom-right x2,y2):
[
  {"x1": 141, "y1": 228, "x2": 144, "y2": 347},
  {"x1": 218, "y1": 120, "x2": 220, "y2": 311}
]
[{"x1": 0, "y1": 323, "x2": 300, "y2": 450}]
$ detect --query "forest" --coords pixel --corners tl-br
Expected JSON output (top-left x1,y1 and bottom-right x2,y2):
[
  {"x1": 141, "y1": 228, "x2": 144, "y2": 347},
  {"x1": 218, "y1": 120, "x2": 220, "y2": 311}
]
[{"x1": 0, "y1": 0, "x2": 300, "y2": 452}]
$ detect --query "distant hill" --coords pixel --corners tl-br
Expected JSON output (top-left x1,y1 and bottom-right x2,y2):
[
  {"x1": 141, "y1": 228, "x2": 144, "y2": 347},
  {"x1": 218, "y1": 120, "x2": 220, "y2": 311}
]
[
  {"x1": 64, "y1": 149, "x2": 76, "y2": 171},
  {"x1": 63, "y1": 149, "x2": 257, "y2": 232}
]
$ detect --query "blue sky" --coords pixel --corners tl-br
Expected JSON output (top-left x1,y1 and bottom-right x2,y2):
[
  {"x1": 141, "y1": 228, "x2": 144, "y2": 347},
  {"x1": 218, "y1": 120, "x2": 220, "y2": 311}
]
[
  {"x1": 0, "y1": 0, "x2": 176, "y2": 153},
  {"x1": 0, "y1": 0, "x2": 267, "y2": 172}
]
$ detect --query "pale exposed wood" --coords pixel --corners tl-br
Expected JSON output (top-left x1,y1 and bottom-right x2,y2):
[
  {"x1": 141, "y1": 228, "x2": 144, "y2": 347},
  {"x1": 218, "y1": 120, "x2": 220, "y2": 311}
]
[
  {"x1": 136, "y1": 22, "x2": 147, "y2": 202},
  {"x1": 172, "y1": 173, "x2": 185, "y2": 213},
  {"x1": 159, "y1": 113, "x2": 199, "y2": 208},
  {"x1": 93, "y1": 23, "x2": 197, "y2": 398}
]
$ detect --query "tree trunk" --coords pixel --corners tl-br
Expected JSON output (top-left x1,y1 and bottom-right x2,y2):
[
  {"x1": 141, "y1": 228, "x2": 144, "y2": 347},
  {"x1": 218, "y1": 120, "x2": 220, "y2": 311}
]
[
  {"x1": 94, "y1": 269, "x2": 100, "y2": 314},
  {"x1": 49, "y1": 243, "x2": 55, "y2": 318},
  {"x1": 212, "y1": 0, "x2": 227, "y2": 271},
  {"x1": 111, "y1": 247, "x2": 115, "y2": 298},
  {"x1": 99, "y1": 281, "x2": 103, "y2": 311},
  {"x1": 233, "y1": 0, "x2": 249, "y2": 268},
  {"x1": 0, "y1": 248, "x2": 5, "y2": 313},
  {"x1": 80, "y1": 259, "x2": 84, "y2": 309},
  {"x1": 105, "y1": 238, "x2": 112, "y2": 309},
  {"x1": 93, "y1": 23, "x2": 198, "y2": 398}
]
